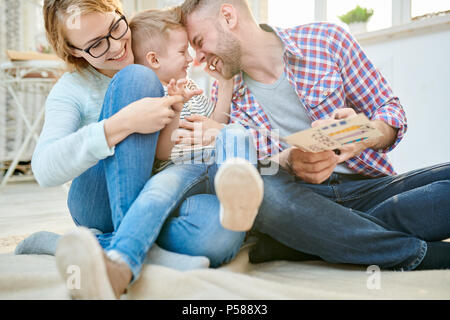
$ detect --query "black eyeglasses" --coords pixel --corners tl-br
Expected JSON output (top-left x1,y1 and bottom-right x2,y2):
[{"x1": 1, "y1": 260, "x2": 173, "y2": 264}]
[{"x1": 70, "y1": 15, "x2": 129, "y2": 59}]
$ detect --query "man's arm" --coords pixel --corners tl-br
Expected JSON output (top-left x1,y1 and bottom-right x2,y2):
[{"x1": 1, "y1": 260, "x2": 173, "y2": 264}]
[
  {"x1": 327, "y1": 24, "x2": 407, "y2": 153},
  {"x1": 371, "y1": 120, "x2": 398, "y2": 150},
  {"x1": 283, "y1": 24, "x2": 407, "y2": 183},
  {"x1": 210, "y1": 79, "x2": 234, "y2": 124},
  {"x1": 203, "y1": 63, "x2": 235, "y2": 124}
]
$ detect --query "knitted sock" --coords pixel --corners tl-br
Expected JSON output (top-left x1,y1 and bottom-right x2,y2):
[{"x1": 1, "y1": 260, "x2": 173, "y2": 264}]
[
  {"x1": 15, "y1": 229, "x2": 103, "y2": 256},
  {"x1": 249, "y1": 233, "x2": 322, "y2": 264},
  {"x1": 15, "y1": 231, "x2": 61, "y2": 256},
  {"x1": 145, "y1": 244, "x2": 210, "y2": 271},
  {"x1": 15, "y1": 231, "x2": 210, "y2": 271},
  {"x1": 416, "y1": 241, "x2": 450, "y2": 270}
]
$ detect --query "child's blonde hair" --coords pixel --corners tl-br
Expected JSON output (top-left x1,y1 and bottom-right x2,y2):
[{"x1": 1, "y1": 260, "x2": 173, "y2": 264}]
[
  {"x1": 43, "y1": 0, "x2": 124, "y2": 71},
  {"x1": 129, "y1": 7, "x2": 183, "y2": 64}
]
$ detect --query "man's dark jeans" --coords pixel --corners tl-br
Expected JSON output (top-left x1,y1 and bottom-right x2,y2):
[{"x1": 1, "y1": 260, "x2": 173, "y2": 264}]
[{"x1": 253, "y1": 163, "x2": 450, "y2": 270}]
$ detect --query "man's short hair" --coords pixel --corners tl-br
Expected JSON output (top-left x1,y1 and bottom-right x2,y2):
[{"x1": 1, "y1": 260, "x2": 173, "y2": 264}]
[
  {"x1": 129, "y1": 7, "x2": 183, "y2": 63},
  {"x1": 180, "y1": 0, "x2": 250, "y2": 25}
]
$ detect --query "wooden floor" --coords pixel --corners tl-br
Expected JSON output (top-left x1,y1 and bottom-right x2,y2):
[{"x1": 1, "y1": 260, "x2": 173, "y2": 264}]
[{"x1": 0, "y1": 182, "x2": 74, "y2": 254}]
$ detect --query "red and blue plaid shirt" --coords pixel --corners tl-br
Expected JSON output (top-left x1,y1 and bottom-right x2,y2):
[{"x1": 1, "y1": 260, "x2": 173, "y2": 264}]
[{"x1": 211, "y1": 23, "x2": 407, "y2": 177}]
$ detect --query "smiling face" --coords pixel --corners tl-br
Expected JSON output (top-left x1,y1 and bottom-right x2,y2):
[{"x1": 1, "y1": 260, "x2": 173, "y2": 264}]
[
  {"x1": 153, "y1": 27, "x2": 194, "y2": 84},
  {"x1": 64, "y1": 11, "x2": 134, "y2": 77},
  {"x1": 185, "y1": 11, "x2": 242, "y2": 80}
]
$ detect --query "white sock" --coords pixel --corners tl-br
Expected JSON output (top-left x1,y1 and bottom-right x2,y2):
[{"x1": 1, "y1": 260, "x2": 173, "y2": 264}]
[{"x1": 144, "y1": 244, "x2": 210, "y2": 271}]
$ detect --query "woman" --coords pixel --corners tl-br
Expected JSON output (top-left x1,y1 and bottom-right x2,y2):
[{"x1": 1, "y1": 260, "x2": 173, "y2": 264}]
[{"x1": 32, "y1": 0, "x2": 258, "y2": 299}]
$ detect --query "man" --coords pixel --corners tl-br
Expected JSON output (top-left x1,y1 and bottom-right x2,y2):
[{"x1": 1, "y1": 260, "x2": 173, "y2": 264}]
[{"x1": 179, "y1": 0, "x2": 450, "y2": 271}]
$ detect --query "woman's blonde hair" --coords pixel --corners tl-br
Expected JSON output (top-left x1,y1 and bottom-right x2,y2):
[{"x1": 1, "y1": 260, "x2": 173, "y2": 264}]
[{"x1": 43, "y1": 0, "x2": 124, "y2": 71}]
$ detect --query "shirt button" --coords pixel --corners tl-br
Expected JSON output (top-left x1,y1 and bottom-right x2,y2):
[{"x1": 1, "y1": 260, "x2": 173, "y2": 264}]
[
  {"x1": 238, "y1": 88, "x2": 245, "y2": 95},
  {"x1": 323, "y1": 91, "x2": 330, "y2": 97}
]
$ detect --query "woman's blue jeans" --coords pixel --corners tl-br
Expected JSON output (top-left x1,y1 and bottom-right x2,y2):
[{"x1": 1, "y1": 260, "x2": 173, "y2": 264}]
[
  {"x1": 67, "y1": 65, "x2": 253, "y2": 281},
  {"x1": 253, "y1": 162, "x2": 450, "y2": 271}
]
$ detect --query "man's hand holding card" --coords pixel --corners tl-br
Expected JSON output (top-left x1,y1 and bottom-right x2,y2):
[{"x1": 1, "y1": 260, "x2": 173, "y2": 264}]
[
  {"x1": 307, "y1": 108, "x2": 383, "y2": 164},
  {"x1": 283, "y1": 108, "x2": 384, "y2": 184}
]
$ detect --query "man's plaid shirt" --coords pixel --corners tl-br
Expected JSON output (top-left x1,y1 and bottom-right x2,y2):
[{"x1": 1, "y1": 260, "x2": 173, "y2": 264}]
[{"x1": 211, "y1": 23, "x2": 407, "y2": 177}]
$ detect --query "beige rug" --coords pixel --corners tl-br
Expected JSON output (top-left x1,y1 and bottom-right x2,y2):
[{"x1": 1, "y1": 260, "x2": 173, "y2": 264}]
[
  {"x1": 1, "y1": 244, "x2": 449, "y2": 300},
  {"x1": 1, "y1": 183, "x2": 449, "y2": 300}
]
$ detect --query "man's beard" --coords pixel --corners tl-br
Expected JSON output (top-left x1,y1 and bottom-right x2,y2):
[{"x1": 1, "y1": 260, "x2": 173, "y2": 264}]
[{"x1": 215, "y1": 23, "x2": 242, "y2": 79}]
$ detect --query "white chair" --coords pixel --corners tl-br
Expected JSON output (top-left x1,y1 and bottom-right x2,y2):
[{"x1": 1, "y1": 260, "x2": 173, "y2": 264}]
[{"x1": 0, "y1": 60, "x2": 64, "y2": 188}]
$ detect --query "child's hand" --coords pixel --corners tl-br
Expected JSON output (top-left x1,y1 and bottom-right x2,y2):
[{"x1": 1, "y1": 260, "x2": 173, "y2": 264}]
[{"x1": 167, "y1": 79, "x2": 203, "y2": 109}]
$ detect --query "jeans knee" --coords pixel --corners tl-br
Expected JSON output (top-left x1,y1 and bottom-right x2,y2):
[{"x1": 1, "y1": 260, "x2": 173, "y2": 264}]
[
  {"x1": 114, "y1": 64, "x2": 157, "y2": 83},
  {"x1": 111, "y1": 64, "x2": 164, "y2": 98},
  {"x1": 200, "y1": 230, "x2": 245, "y2": 268}
]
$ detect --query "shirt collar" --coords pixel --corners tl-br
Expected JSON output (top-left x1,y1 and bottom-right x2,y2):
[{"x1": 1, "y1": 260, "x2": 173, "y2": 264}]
[
  {"x1": 260, "y1": 24, "x2": 304, "y2": 59},
  {"x1": 232, "y1": 24, "x2": 304, "y2": 100},
  {"x1": 232, "y1": 73, "x2": 247, "y2": 99}
]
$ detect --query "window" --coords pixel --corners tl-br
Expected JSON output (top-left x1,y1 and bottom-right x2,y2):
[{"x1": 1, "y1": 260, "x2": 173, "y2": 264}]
[
  {"x1": 268, "y1": 0, "x2": 315, "y2": 28},
  {"x1": 327, "y1": 0, "x2": 392, "y2": 32},
  {"x1": 411, "y1": 0, "x2": 450, "y2": 18},
  {"x1": 157, "y1": 0, "x2": 183, "y2": 8}
]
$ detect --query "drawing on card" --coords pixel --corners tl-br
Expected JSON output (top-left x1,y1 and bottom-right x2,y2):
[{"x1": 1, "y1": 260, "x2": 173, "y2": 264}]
[{"x1": 225, "y1": 112, "x2": 383, "y2": 154}]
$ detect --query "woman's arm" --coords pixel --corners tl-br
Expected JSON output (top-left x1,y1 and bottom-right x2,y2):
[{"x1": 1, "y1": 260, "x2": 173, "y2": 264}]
[
  {"x1": 32, "y1": 78, "x2": 182, "y2": 187},
  {"x1": 103, "y1": 96, "x2": 181, "y2": 148},
  {"x1": 32, "y1": 94, "x2": 114, "y2": 187}
]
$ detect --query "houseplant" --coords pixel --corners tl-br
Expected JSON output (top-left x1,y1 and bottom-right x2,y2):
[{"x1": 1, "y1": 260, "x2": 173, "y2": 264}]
[{"x1": 338, "y1": 5, "x2": 374, "y2": 34}]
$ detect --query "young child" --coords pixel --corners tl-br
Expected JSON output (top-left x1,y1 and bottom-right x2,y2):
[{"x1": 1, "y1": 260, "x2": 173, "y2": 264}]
[
  {"x1": 130, "y1": 7, "x2": 234, "y2": 172},
  {"x1": 129, "y1": 6, "x2": 263, "y2": 231}
]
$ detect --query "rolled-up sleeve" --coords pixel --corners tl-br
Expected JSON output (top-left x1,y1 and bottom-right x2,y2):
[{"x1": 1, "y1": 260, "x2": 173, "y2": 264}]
[
  {"x1": 327, "y1": 24, "x2": 407, "y2": 153},
  {"x1": 32, "y1": 79, "x2": 114, "y2": 187}
]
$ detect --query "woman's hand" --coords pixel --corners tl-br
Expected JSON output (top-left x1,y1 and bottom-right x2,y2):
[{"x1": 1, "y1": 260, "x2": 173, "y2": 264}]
[
  {"x1": 126, "y1": 96, "x2": 184, "y2": 133},
  {"x1": 104, "y1": 95, "x2": 183, "y2": 148}
]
